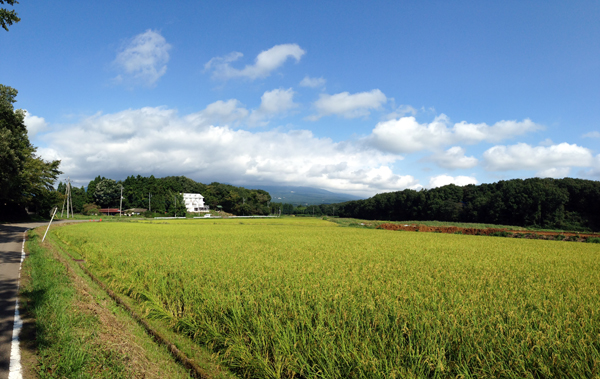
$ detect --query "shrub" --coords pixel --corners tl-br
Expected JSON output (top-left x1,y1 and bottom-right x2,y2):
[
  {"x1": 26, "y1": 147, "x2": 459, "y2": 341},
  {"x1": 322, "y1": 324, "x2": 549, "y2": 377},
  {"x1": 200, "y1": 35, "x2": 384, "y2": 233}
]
[{"x1": 82, "y1": 203, "x2": 100, "y2": 216}]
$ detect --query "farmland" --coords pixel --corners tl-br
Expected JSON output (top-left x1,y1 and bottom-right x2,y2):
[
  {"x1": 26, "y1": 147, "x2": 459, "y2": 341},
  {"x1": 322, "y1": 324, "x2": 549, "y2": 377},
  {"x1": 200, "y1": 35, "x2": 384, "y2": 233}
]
[{"x1": 50, "y1": 218, "x2": 600, "y2": 378}]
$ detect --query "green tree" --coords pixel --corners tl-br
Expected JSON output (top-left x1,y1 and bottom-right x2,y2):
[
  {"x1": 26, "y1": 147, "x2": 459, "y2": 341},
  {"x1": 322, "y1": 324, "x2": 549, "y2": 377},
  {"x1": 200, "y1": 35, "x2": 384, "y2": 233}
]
[
  {"x1": 0, "y1": 0, "x2": 20, "y2": 32},
  {"x1": 0, "y1": 85, "x2": 61, "y2": 219},
  {"x1": 166, "y1": 192, "x2": 186, "y2": 216},
  {"x1": 94, "y1": 179, "x2": 120, "y2": 207}
]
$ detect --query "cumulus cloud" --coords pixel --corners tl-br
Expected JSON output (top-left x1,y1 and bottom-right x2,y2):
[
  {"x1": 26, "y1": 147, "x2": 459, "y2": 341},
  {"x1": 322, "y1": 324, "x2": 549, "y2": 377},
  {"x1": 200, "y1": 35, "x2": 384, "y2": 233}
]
[
  {"x1": 588, "y1": 155, "x2": 600, "y2": 178},
  {"x1": 430, "y1": 146, "x2": 478, "y2": 169},
  {"x1": 248, "y1": 88, "x2": 298, "y2": 126},
  {"x1": 308, "y1": 89, "x2": 387, "y2": 120},
  {"x1": 428, "y1": 174, "x2": 478, "y2": 188},
  {"x1": 38, "y1": 106, "x2": 418, "y2": 196},
  {"x1": 536, "y1": 167, "x2": 571, "y2": 178},
  {"x1": 299, "y1": 76, "x2": 326, "y2": 88},
  {"x1": 582, "y1": 131, "x2": 600, "y2": 138},
  {"x1": 23, "y1": 110, "x2": 48, "y2": 137},
  {"x1": 184, "y1": 99, "x2": 249, "y2": 127},
  {"x1": 370, "y1": 115, "x2": 542, "y2": 154},
  {"x1": 113, "y1": 29, "x2": 171, "y2": 87},
  {"x1": 205, "y1": 44, "x2": 305, "y2": 80},
  {"x1": 385, "y1": 105, "x2": 417, "y2": 120},
  {"x1": 482, "y1": 142, "x2": 594, "y2": 171}
]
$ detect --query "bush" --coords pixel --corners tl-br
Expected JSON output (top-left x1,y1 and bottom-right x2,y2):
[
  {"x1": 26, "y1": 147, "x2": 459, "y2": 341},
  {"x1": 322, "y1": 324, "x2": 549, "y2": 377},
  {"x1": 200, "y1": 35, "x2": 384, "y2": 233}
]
[
  {"x1": 82, "y1": 203, "x2": 100, "y2": 216},
  {"x1": 586, "y1": 237, "x2": 600, "y2": 244}
]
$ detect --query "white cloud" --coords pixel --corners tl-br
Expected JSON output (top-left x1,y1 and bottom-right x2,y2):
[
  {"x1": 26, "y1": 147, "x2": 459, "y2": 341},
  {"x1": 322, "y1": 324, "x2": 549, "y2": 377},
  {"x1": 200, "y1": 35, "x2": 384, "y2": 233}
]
[
  {"x1": 536, "y1": 167, "x2": 571, "y2": 178},
  {"x1": 370, "y1": 115, "x2": 542, "y2": 154},
  {"x1": 482, "y1": 142, "x2": 594, "y2": 171},
  {"x1": 248, "y1": 88, "x2": 298, "y2": 126},
  {"x1": 299, "y1": 76, "x2": 326, "y2": 88},
  {"x1": 184, "y1": 99, "x2": 249, "y2": 127},
  {"x1": 385, "y1": 105, "x2": 417, "y2": 120},
  {"x1": 539, "y1": 138, "x2": 554, "y2": 146},
  {"x1": 588, "y1": 155, "x2": 600, "y2": 178},
  {"x1": 113, "y1": 30, "x2": 171, "y2": 87},
  {"x1": 39, "y1": 106, "x2": 417, "y2": 197},
  {"x1": 309, "y1": 89, "x2": 387, "y2": 120},
  {"x1": 430, "y1": 146, "x2": 478, "y2": 169},
  {"x1": 23, "y1": 110, "x2": 48, "y2": 137},
  {"x1": 582, "y1": 131, "x2": 600, "y2": 138},
  {"x1": 205, "y1": 44, "x2": 305, "y2": 80},
  {"x1": 428, "y1": 174, "x2": 478, "y2": 188},
  {"x1": 257, "y1": 88, "x2": 297, "y2": 115}
]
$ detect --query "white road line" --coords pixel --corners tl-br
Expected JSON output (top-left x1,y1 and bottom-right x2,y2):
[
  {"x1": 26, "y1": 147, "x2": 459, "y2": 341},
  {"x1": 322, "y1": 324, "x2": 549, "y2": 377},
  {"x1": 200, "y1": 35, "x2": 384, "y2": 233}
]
[{"x1": 8, "y1": 235, "x2": 26, "y2": 379}]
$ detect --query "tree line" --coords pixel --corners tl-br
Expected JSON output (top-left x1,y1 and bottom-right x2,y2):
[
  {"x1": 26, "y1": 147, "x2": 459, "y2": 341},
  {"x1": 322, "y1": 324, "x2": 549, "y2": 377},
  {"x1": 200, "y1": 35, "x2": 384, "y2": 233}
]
[
  {"x1": 1, "y1": 85, "x2": 61, "y2": 219},
  {"x1": 268, "y1": 202, "x2": 340, "y2": 217},
  {"x1": 332, "y1": 178, "x2": 600, "y2": 231},
  {"x1": 58, "y1": 175, "x2": 273, "y2": 216}
]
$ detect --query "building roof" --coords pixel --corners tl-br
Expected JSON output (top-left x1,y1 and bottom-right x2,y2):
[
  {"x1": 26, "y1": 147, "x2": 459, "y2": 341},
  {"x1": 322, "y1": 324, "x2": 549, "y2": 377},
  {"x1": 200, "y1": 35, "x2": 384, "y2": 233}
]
[
  {"x1": 125, "y1": 208, "x2": 147, "y2": 213},
  {"x1": 99, "y1": 208, "x2": 121, "y2": 213},
  {"x1": 182, "y1": 193, "x2": 204, "y2": 197}
]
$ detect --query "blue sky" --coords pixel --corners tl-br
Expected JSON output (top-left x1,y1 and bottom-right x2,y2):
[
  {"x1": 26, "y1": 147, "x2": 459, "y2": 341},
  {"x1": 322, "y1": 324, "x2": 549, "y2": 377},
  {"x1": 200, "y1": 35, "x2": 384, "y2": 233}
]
[{"x1": 2, "y1": 1, "x2": 599, "y2": 196}]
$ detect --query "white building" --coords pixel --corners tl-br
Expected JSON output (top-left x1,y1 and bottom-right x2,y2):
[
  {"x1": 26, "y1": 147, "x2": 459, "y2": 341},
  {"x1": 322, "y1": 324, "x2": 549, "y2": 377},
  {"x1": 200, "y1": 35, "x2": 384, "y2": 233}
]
[{"x1": 181, "y1": 193, "x2": 209, "y2": 213}]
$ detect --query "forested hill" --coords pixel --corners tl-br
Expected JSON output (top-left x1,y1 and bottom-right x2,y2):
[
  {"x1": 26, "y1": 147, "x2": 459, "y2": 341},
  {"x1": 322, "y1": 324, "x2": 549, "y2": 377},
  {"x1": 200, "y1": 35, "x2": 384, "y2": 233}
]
[
  {"x1": 59, "y1": 175, "x2": 272, "y2": 216},
  {"x1": 260, "y1": 185, "x2": 363, "y2": 205},
  {"x1": 335, "y1": 178, "x2": 600, "y2": 231}
]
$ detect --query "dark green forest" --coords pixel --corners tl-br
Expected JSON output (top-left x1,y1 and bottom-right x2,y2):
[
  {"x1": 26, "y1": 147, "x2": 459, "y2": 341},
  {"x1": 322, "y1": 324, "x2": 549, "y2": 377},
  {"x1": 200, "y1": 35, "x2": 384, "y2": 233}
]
[
  {"x1": 1, "y1": 85, "x2": 61, "y2": 220},
  {"x1": 58, "y1": 175, "x2": 272, "y2": 216},
  {"x1": 332, "y1": 178, "x2": 600, "y2": 231}
]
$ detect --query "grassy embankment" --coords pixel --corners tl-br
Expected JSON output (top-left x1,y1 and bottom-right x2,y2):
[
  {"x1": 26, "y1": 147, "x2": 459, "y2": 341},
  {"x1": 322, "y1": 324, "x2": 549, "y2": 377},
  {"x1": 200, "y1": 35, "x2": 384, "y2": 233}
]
[
  {"x1": 330, "y1": 217, "x2": 525, "y2": 230},
  {"x1": 20, "y1": 227, "x2": 235, "y2": 378},
  {"x1": 48, "y1": 218, "x2": 600, "y2": 378}
]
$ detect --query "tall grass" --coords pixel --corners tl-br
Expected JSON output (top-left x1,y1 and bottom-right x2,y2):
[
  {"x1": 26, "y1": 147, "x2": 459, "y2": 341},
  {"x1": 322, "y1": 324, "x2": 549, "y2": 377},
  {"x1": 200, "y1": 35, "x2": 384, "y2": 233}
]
[
  {"x1": 53, "y1": 218, "x2": 600, "y2": 378},
  {"x1": 22, "y1": 232, "x2": 128, "y2": 378}
]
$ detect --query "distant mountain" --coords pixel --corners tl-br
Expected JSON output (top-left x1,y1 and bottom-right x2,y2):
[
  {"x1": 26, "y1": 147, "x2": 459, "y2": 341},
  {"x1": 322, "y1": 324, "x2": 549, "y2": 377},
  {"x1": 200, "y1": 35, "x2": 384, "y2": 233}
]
[{"x1": 259, "y1": 185, "x2": 364, "y2": 205}]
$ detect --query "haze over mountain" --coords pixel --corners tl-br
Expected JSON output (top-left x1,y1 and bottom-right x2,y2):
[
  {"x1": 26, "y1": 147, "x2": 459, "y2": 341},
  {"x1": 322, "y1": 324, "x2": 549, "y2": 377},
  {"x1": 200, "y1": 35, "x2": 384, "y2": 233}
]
[{"x1": 259, "y1": 185, "x2": 364, "y2": 205}]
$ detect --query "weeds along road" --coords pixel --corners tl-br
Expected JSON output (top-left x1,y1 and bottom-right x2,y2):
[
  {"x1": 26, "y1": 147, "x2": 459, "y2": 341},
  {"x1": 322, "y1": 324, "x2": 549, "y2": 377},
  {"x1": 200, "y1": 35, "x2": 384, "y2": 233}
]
[{"x1": 0, "y1": 220, "x2": 86, "y2": 379}]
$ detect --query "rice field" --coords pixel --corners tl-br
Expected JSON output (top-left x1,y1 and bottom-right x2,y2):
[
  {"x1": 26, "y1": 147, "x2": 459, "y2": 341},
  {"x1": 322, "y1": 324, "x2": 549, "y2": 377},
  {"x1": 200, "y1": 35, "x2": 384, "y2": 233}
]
[{"x1": 52, "y1": 218, "x2": 600, "y2": 378}]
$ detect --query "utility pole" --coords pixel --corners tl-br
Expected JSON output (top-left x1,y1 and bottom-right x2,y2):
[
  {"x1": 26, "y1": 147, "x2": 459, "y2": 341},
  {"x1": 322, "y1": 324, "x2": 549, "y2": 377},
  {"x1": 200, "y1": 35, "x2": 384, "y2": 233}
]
[
  {"x1": 69, "y1": 179, "x2": 74, "y2": 217},
  {"x1": 60, "y1": 181, "x2": 66, "y2": 217},
  {"x1": 61, "y1": 177, "x2": 74, "y2": 218},
  {"x1": 119, "y1": 185, "x2": 123, "y2": 217},
  {"x1": 149, "y1": 192, "x2": 151, "y2": 212}
]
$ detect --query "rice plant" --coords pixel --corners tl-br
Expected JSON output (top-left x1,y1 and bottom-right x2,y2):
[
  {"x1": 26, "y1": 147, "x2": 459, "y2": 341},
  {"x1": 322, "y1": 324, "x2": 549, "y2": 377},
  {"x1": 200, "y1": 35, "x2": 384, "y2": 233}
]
[{"x1": 52, "y1": 218, "x2": 600, "y2": 378}]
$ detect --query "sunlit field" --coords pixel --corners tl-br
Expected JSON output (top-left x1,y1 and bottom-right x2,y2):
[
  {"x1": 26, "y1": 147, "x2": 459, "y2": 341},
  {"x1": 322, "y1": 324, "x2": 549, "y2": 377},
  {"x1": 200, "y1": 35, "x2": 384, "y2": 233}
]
[{"x1": 52, "y1": 218, "x2": 600, "y2": 378}]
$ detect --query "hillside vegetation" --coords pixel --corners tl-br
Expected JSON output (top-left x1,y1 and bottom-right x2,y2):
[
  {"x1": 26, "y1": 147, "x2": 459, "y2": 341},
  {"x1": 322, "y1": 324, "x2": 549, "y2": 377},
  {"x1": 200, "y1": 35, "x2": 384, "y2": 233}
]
[
  {"x1": 335, "y1": 177, "x2": 600, "y2": 231},
  {"x1": 59, "y1": 175, "x2": 272, "y2": 216}
]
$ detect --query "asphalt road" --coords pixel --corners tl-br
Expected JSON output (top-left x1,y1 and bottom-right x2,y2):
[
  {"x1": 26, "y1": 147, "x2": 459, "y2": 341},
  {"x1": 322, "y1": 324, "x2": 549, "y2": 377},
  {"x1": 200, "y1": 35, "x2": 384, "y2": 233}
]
[{"x1": 0, "y1": 220, "x2": 84, "y2": 379}]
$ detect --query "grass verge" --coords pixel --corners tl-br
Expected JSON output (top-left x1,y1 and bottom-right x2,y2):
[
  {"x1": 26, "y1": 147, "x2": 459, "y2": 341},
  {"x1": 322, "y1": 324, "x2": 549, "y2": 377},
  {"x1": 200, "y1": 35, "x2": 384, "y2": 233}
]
[{"x1": 19, "y1": 228, "x2": 197, "y2": 378}]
